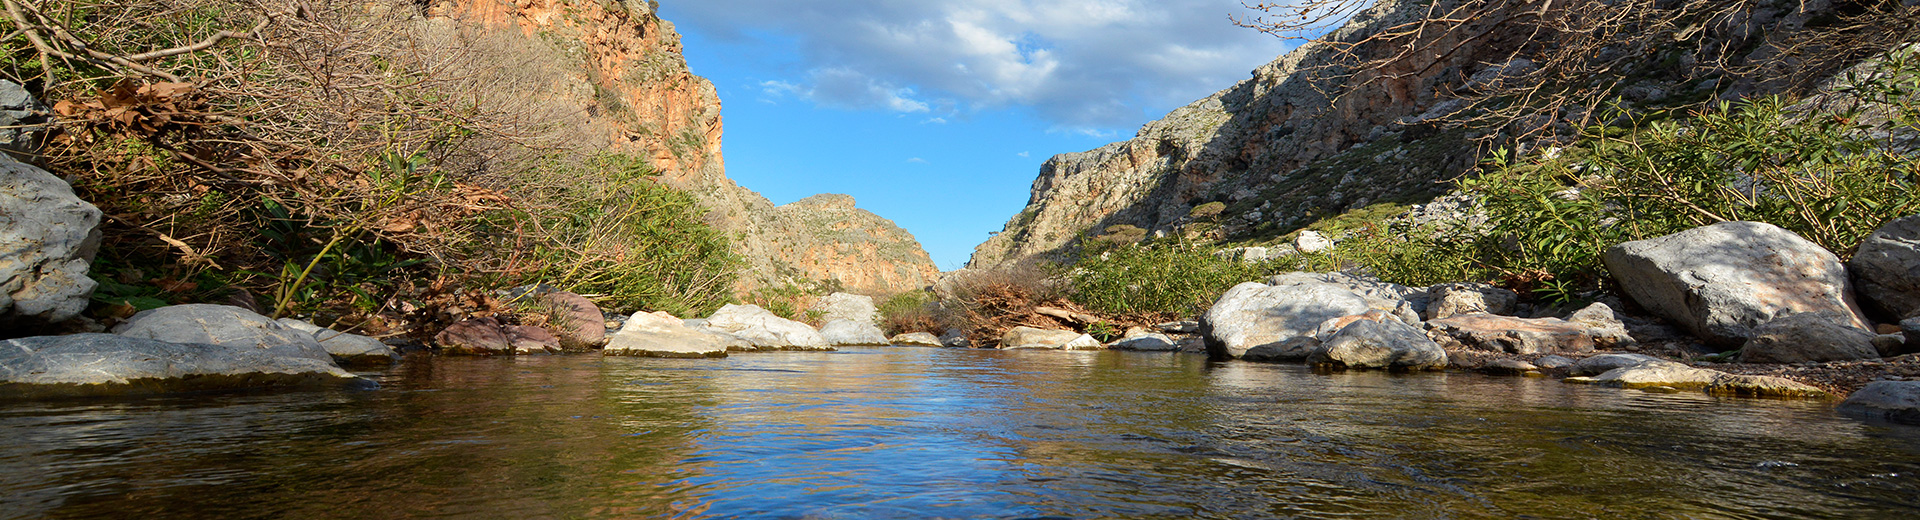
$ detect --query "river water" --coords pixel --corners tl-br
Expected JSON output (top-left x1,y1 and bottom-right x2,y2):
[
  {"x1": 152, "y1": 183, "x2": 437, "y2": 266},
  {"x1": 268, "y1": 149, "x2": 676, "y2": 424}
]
[{"x1": 2, "y1": 347, "x2": 1917, "y2": 519}]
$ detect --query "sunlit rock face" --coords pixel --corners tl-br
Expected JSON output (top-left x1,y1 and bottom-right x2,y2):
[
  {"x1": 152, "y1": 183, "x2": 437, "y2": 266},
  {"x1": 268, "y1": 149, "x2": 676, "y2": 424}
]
[{"x1": 433, "y1": 0, "x2": 938, "y2": 294}]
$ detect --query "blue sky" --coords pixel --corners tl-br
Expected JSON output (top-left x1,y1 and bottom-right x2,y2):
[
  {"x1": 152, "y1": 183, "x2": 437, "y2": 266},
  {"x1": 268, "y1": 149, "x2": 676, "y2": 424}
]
[{"x1": 656, "y1": 1, "x2": 1294, "y2": 270}]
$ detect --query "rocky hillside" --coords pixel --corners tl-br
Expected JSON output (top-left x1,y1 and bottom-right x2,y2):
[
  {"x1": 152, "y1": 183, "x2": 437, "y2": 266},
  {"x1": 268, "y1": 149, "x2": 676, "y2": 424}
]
[
  {"x1": 436, "y1": 0, "x2": 937, "y2": 294},
  {"x1": 968, "y1": 0, "x2": 1843, "y2": 269}
]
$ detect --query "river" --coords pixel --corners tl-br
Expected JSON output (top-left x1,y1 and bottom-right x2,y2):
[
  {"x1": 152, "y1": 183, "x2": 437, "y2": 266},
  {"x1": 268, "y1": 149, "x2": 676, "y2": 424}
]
[{"x1": 1, "y1": 347, "x2": 1916, "y2": 519}]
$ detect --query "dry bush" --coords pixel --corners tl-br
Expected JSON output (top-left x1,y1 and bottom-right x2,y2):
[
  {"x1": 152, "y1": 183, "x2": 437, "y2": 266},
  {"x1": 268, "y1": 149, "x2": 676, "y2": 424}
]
[
  {"x1": 933, "y1": 261, "x2": 1093, "y2": 346},
  {"x1": 1237, "y1": 0, "x2": 1920, "y2": 142}
]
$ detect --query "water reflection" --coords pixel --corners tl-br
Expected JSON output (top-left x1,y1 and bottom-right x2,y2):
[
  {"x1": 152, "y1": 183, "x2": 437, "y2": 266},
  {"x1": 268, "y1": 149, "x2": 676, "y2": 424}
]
[{"x1": 0, "y1": 348, "x2": 1916, "y2": 519}]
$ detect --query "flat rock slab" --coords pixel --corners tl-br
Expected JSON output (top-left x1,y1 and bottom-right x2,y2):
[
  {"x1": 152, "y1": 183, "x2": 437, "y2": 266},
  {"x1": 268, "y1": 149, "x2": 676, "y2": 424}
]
[
  {"x1": 1839, "y1": 381, "x2": 1920, "y2": 424},
  {"x1": 0, "y1": 334, "x2": 369, "y2": 399},
  {"x1": 277, "y1": 319, "x2": 399, "y2": 367},
  {"x1": 999, "y1": 327, "x2": 1088, "y2": 349},
  {"x1": 889, "y1": 332, "x2": 943, "y2": 347},
  {"x1": 604, "y1": 312, "x2": 730, "y2": 359},
  {"x1": 116, "y1": 304, "x2": 333, "y2": 363},
  {"x1": 1110, "y1": 333, "x2": 1178, "y2": 351},
  {"x1": 1426, "y1": 314, "x2": 1621, "y2": 355},
  {"x1": 1568, "y1": 353, "x2": 1667, "y2": 376}
]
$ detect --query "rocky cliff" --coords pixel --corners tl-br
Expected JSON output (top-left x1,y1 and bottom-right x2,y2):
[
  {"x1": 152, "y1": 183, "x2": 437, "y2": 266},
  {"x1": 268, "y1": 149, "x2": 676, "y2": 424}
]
[
  {"x1": 968, "y1": 0, "x2": 1847, "y2": 269},
  {"x1": 434, "y1": 0, "x2": 938, "y2": 294}
]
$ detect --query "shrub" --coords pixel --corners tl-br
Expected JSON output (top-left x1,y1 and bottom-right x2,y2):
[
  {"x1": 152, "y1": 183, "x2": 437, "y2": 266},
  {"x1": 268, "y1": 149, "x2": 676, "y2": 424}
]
[
  {"x1": 1060, "y1": 241, "x2": 1287, "y2": 316},
  {"x1": 877, "y1": 290, "x2": 939, "y2": 335}
]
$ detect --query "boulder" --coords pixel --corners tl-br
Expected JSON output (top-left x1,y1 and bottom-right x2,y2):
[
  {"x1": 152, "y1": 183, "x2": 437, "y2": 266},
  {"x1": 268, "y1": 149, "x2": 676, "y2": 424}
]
[
  {"x1": 705, "y1": 304, "x2": 830, "y2": 349},
  {"x1": 1906, "y1": 317, "x2": 1920, "y2": 353},
  {"x1": 889, "y1": 332, "x2": 943, "y2": 347},
  {"x1": 538, "y1": 291, "x2": 607, "y2": 350},
  {"x1": 1203, "y1": 280, "x2": 1375, "y2": 359},
  {"x1": 504, "y1": 325, "x2": 561, "y2": 354},
  {"x1": 115, "y1": 304, "x2": 332, "y2": 363},
  {"x1": 0, "y1": 80, "x2": 47, "y2": 154},
  {"x1": 1110, "y1": 333, "x2": 1178, "y2": 351},
  {"x1": 811, "y1": 292, "x2": 880, "y2": 325},
  {"x1": 1838, "y1": 381, "x2": 1920, "y2": 424},
  {"x1": 0, "y1": 334, "x2": 367, "y2": 398},
  {"x1": 1603, "y1": 221, "x2": 1871, "y2": 348},
  {"x1": 1268, "y1": 272, "x2": 1428, "y2": 321},
  {"x1": 1306, "y1": 319, "x2": 1447, "y2": 371},
  {"x1": 999, "y1": 327, "x2": 1087, "y2": 349},
  {"x1": 1309, "y1": 310, "x2": 1400, "y2": 341},
  {"x1": 1567, "y1": 353, "x2": 1668, "y2": 376},
  {"x1": 1295, "y1": 230, "x2": 1333, "y2": 253},
  {"x1": 1062, "y1": 335, "x2": 1104, "y2": 351},
  {"x1": 1243, "y1": 337, "x2": 1322, "y2": 362},
  {"x1": 1850, "y1": 214, "x2": 1920, "y2": 320},
  {"x1": 603, "y1": 311, "x2": 729, "y2": 358},
  {"x1": 819, "y1": 318, "x2": 889, "y2": 346},
  {"x1": 433, "y1": 317, "x2": 515, "y2": 356},
  {"x1": 1425, "y1": 314, "x2": 1621, "y2": 355},
  {"x1": 276, "y1": 319, "x2": 399, "y2": 367},
  {"x1": 1738, "y1": 312, "x2": 1878, "y2": 364},
  {"x1": 940, "y1": 328, "x2": 972, "y2": 348},
  {"x1": 1872, "y1": 334, "x2": 1908, "y2": 358},
  {"x1": 1, "y1": 153, "x2": 102, "y2": 328},
  {"x1": 1424, "y1": 283, "x2": 1518, "y2": 320},
  {"x1": 1566, "y1": 302, "x2": 1636, "y2": 348},
  {"x1": 1534, "y1": 355, "x2": 1575, "y2": 370}
]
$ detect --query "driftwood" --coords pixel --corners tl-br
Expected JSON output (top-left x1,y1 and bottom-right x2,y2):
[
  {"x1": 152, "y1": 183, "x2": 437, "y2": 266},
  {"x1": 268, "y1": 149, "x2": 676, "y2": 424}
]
[{"x1": 1033, "y1": 306, "x2": 1101, "y2": 325}]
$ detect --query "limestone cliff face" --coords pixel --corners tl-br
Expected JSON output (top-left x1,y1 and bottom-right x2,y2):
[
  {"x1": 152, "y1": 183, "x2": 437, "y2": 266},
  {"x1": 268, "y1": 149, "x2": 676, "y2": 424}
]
[
  {"x1": 434, "y1": 0, "x2": 938, "y2": 294},
  {"x1": 968, "y1": 0, "x2": 1841, "y2": 269}
]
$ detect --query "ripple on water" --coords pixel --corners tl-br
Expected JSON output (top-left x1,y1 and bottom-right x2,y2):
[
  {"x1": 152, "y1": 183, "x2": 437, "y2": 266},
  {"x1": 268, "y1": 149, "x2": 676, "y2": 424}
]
[{"x1": 0, "y1": 348, "x2": 1916, "y2": 519}]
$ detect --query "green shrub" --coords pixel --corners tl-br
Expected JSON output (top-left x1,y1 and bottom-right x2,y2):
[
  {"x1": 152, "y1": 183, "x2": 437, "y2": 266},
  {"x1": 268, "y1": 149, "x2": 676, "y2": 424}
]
[
  {"x1": 877, "y1": 290, "x2": 938, "y2": 335},
  {"x1": 1061, "y1": 241, "x2": 1288, "y2": 316},
  {"x1": 507, "y1": 154, "x2": 740, "y2": 318}
]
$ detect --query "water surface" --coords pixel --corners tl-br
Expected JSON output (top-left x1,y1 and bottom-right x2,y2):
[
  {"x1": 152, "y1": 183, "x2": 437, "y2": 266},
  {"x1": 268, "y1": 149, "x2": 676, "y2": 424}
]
[{"x1": 2, "y1": 348, "x2": 1917, "y2": 519}]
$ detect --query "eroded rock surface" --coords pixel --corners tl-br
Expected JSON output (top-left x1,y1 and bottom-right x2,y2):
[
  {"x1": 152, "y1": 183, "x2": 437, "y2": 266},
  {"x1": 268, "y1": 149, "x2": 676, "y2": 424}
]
[
  {"x1": 1425, "y1": 314, "x2": 1625, "y2": 355},
  {"x1": 1307, "y1": 319, "x2": 1446, "y2": 370},
  {"x1": 116, "y1": 305, "x2": 332, "y2": 363},
  {"x1": 1, "y1": 153, "x2": 102, "y2": 329},
  {"x1": 1850, "y1": 214, "x2": 1920, "y2": 320},
  {"x1": 277, "y1": 319, "x2": 399, "y2": 367},
  {"x1": 705, "y1": 304, "x2": 830, "y2": 350},
  {"x1": 1204, "y1": 280, "x2": 1375, "y2": 360},
  {"x1": 1604, "y1": 221, "x2": 1871, "y2": 348},
  {"x1": 604, "y1": 311, "x2": 729, "y2": 358},
  {"x1": 819, "y1": 318, "x2": 888, "y2": 346}
]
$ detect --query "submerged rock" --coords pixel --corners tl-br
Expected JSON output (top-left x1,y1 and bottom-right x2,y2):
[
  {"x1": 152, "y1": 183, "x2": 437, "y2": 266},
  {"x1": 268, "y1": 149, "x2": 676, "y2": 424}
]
[
  {"x1": 819, "y1": 318, "x2": 889, "y2": 346},
  {"x1": 1705, "y1": 374, "x2": 1827, "y2": 398},
  {"x1": 1306, "y1": 319, "x2": 1446, "y2": 371},
  {"x1": 1739, "y1": 311, "x2": 1879, "y2": 364},
  {"x1": 1603, "y1": 221, "x2": 1872, "y2": 348},
  {"x1": 889, "y1": 332, "x2": 943, "y2": 347},
  {"x1": 277, "y1": 319, "x2": 399, "y2": 367},
  {"x1": 1839, "y1": 381, "x2": 1920, "y2": 424},
  {"x1": 1, "y1": 153, "x2": 102, "y2": 328},
  {"x1": 1590, "y1": 363, "x2": 1724, "y2": 390},
  {"x1": 116, "y1": 304, "x2": 333, "y2": 363},
  {"x1": 0, "y1": 334, "x2": 367, "y2": 398},
  {"x1": 603, "y1": 312, "x2": 729, "y2": 358},
  {"x1": 705, "y1": 304, "x2": 830, "y2": 349},
  {"x1": 1567, "y1": 353, "x2": 1668, "y2": 377}
]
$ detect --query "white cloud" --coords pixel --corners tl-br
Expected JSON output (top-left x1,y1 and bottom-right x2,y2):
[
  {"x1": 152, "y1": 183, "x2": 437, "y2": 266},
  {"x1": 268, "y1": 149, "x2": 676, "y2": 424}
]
[
  {"x1": 1017, "y1": 151, "x2": 1030, "y2": 157},
  {"x1": 664, "y1": 0, "x2": 1292, "y2": 130},
  {"x1": 907, "y1": 157, "x2": 928, "y2": 164},
  {"x1": 922, "y1": 117, "x2": 948, "y2": 124}
]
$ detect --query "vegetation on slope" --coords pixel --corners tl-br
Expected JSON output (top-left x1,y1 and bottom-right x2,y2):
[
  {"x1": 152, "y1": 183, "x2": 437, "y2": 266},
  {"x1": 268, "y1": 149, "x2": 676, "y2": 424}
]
[{"x1": 4, "y1": 0, "x2": 740, "y2": 335}]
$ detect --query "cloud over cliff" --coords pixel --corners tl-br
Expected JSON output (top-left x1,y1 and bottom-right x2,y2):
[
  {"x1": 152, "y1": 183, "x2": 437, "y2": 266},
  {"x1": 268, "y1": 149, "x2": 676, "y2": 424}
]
[{"x1": 667, "y1": 0, "x2": 1290, "y2": 130}]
